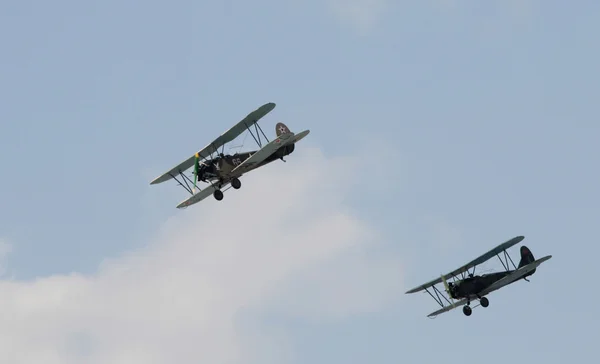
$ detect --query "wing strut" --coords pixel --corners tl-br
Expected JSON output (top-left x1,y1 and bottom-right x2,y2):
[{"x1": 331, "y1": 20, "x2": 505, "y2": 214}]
[
  {"x1": 496, "y1": 249, "x2": 518, "y2": 272},
  {"x1": 244, "y1": 120, "x2": 270, "y2": 148},
  {"x1": 168, "y1": 170, "x2": 197, "y2": 195},
  {"x1": 424, "y1": 286, "x2": 454, "y2": 308}
]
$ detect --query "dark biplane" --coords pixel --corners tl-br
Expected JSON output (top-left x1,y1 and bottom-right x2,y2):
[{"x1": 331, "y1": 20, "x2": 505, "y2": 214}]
[
  {"x1": 149, "y1": 102, "x2": 310, "y2": 208},
  {"x1": 405, "y1": 236, "x2": 552, "y2": 317}
]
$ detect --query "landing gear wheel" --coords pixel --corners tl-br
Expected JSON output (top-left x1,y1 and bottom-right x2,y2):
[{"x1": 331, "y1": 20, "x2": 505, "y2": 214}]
[
  {"x1": 463, "y1": 305, "x2": 472, "y2": 316},
  {"x1": 213, "y1": 189, "x2": 223, "y2": 201},
  {"x1": 231, "y1": 177, "x2": 241, "y2": 189},
  {"x1": 480, "y1": 297, "x2": 489, "y2": 307}
]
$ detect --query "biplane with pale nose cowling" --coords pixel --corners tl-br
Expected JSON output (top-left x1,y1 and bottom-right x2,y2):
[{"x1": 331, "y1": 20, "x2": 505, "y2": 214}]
[
  {"x1": 149, "y1": 102, "x2": 310, "y2": 208},
  {"x1": 405, "y1": 236, "x2": 552, "y2": 317}
]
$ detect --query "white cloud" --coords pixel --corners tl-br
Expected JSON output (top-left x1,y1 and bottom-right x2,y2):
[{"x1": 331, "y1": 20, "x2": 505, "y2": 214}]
[
  {"x1": 0, "y1": 147, "x2": 404, "y2": 363},
  {"x1": 327, "y1": 0, "x2": 388, "y2": 33}
]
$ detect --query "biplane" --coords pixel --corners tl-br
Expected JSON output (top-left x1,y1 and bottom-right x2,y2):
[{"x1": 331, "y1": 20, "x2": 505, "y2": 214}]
[
  {"x1": 405, "y1": 236, "x2": 552, "y2": 317},
  {"x1": 149, "y1": 102, "x2": 310, "y2": 208}
]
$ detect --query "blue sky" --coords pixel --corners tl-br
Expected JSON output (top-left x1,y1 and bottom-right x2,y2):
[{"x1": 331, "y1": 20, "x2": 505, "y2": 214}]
[{"x1": 0, "y1": 0, "x2": 598, "y2": 362}]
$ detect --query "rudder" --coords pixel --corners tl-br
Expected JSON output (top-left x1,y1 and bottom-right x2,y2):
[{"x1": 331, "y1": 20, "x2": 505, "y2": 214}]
[
  {"x1": 518, "y1": 245, "x2": 536, "y2": 278},
  {"x1": 276, "y1": 122, "x2": 291, "y2": 136}
]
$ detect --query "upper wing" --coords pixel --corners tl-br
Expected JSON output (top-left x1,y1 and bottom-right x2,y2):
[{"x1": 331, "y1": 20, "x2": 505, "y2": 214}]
[
  {"x1": 150, "y1": 102, "x2": 276, "y2": 185},
  {"x1": 230, "y1": 131, "x2": 295, "y2": 174},
  {"x1": 405, "y1": 235, "x2": 525, "y2": 294},
  {"x1": 427, "y1": 298, "x2": 470, "y2": 317},
  {"x1": 478, "y1": 255, "x2": 552, "y2": 296}
]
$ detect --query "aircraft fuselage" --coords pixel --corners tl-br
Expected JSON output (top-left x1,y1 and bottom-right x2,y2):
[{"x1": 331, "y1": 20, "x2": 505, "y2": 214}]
[
  {"x1": 197, "y1": 143, "x2": 295, "y2": 183},
  {"x1": 448, "y1": 271, "x2": 515, "y2": 300}
]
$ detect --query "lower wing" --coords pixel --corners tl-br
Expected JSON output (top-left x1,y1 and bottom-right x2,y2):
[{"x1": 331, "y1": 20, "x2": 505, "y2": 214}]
[
  {"x1": 427, "y1": 298, "x2": 470, "y2": 317},
  {"x1": 176, "y1": 184, "x2": 220, "y2": 208}
]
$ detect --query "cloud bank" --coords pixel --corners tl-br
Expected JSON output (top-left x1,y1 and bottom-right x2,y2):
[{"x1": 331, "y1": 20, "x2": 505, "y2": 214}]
[{"x1": 0, "y1": 147, "x2": 404, "y2": 363}]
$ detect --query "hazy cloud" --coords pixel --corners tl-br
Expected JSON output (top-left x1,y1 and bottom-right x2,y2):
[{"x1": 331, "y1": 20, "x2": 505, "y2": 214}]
[
  {"x1": 0, "y1": 147, "x2": 404, "y2": 363},
  {"x1": 0, "y1": 239, "x2": 11, "y2": 276},
  {"x1": 327, "y1": 0, "x2": 388, "y2": 33}
]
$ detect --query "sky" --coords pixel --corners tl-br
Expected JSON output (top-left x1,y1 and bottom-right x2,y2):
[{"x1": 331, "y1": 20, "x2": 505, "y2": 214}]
[{"x1": 0, "y1": 0, "x2": 599, "y2": 362}]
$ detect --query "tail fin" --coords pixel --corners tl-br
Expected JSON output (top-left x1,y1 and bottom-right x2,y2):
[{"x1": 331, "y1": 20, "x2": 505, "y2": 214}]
[
  {"x1": 518, "y1": 245, "x2": 536, "y2": 278},
  {"x1": 276, "y1": 122, "x2": 291, "y2": 137}
]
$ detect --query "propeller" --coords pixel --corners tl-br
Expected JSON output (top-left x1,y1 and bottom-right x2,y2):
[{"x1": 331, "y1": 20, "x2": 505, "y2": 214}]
[
  {"x1": 193, "y1": 153, "x2": 200, "y2": 193},
  {"x1": 441, "y1": 274, "x2": 456, "y2": 308}
]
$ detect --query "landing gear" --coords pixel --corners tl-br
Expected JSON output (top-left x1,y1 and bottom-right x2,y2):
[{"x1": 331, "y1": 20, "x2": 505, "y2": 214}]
[
  {"x1": 462, "y1": 296, "x2": 489, "y2": 316},
  {"x1": 462, "y1": 305, "x2": 472, "y2": 316},
  {"x1": 480, "y1": 297, "x2": 489, "y2": 308},
  {"x1": 213, "y1": 177, "x2": 241, "y2": 201}
]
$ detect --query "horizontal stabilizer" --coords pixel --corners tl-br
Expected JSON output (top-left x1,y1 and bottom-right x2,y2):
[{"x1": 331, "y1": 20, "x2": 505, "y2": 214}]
[
  {"x1": 292, "y1": 129, "x2": 310, "y2": 144},
  {"x1": 479, "y1": 255, "x2": 552, "y2": 296}
]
